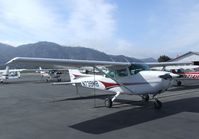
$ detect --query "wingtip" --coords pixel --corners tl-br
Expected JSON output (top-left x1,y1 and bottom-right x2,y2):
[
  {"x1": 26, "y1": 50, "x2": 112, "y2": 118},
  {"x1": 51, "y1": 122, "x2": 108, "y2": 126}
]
[{"x1": 6, "y1": 57, "x2": 19, "y2": 65}]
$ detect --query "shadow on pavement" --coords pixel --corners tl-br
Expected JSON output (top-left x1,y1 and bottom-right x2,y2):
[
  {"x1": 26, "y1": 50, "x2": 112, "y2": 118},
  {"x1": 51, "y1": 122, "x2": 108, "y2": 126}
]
[{"x1": 70, "y1": 97, "x2": 199, "y2": 134}]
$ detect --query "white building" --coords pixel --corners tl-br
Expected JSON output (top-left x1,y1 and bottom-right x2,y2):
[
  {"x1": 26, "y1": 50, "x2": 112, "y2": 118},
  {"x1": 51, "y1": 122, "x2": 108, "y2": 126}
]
[
  {"x1": 170, "y1": 51, "x2": 199, "y2": 86},
  {"x1": 170, "y1": 51, "x2": 199, "y2": 63}
]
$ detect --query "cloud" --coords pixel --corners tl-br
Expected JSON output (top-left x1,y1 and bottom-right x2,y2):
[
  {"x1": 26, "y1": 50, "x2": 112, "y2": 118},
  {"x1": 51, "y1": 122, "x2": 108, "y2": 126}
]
[
  {"x1": 63, "y1": 0, "x2": 117, "y2": 53},
  {"x1": 0, "y1": 0, "x2": 117, "y2": 49},
  {"x1": 1, "y1": 0, "x2": 199, "y2": 58}
]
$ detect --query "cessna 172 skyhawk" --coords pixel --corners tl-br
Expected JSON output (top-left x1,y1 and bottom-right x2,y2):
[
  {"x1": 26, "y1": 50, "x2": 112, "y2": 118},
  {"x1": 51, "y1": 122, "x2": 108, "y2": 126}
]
[
  {"x1": 37, "y1": 67, "x2": 63, "y2": 82},
  {"x1": 7, "y1": 57, "x2": 192, "y2": 109},
  {"x1": 151, "y1": 65, "x2": 199, "y2": 86},
  {"x1": 0, "y1": 66, "x2": 22, "y2": 83}
]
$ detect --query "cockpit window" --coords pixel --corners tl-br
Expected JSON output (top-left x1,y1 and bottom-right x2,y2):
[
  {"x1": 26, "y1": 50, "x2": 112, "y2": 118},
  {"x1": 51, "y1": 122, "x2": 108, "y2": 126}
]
[
  {"x1": 106, "y1": 71, "x2": 116, "y2": 78},
  {"x1": 116, "y1": 68, "x2": 128, "y2": 77},
  {"x1": 177, "y1": 68, "x2": 184, "y2": 73},
  {"x1": 129, "y1": 64, "x2": 149, "y2": 75},
  {"x1": 106, "y1": 68, "x2": 129, "y2": 78}
]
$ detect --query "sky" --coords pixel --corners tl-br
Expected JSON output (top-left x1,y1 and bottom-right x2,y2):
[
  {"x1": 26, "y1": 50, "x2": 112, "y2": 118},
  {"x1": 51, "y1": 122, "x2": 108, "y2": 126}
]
[{"x1": 0, "y1": 0, "x2": 199, "y2": 58}]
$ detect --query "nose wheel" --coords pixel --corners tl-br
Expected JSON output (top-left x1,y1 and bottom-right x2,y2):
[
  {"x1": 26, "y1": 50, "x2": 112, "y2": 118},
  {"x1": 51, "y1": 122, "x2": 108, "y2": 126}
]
[
  {"x1": 154, "y1": 98, "x2": 162, "y2": 109},
  {"x1": 177, "y1": 80, "x2": 182, "y2": 86},
  {"x1": 142, "y1": 94, "x2": 149, "y2": 102}
]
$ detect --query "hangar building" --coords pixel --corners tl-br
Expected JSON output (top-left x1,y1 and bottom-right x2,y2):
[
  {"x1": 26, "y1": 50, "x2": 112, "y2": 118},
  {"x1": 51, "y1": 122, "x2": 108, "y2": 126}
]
[{"x1": 170, "y1": 51, "x2": 199, "y2": 63}]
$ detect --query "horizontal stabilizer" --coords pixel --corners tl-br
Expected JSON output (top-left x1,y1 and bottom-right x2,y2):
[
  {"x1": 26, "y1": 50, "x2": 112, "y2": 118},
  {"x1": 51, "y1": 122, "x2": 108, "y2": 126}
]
[{"x1": 52, "y1": 81, "x2": 80, "y2": 86}]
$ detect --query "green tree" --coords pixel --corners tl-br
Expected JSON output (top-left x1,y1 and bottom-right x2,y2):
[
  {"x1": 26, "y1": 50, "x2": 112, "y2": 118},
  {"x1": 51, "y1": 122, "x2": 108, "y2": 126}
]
[{"x1": 158, "y1": 55, "x2": 171, "y2": 62}]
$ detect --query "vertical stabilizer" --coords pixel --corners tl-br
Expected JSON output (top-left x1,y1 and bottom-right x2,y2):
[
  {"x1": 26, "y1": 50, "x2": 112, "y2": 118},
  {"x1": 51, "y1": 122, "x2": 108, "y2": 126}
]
[
  {"x1": 68, "y1": 69, "x2": 85, "y2": 81},
  {"x1": 39, "y1": 67, "x2": 42, "y2": 71},
  {"x1": 17, "y1": 71, "x2": 21, "y2": 78},
  {"x1": 3, "y1": 66, "x2": 9, "y2": 76}
]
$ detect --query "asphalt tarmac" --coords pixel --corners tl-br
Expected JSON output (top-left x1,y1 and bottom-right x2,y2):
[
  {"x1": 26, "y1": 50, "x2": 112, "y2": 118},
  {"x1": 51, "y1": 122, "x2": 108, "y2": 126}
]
[{"x1": 0, "y1": 73, "x2": 199, "y2": 139}]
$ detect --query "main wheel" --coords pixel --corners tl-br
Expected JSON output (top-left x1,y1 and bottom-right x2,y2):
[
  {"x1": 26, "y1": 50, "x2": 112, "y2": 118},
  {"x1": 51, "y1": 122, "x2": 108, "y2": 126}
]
[
  {"x1": 177, "y1": 81, "x2": 182, "y2": 86},
  {"x1": 154, "y1": 99, "x2": 162, "y2": 109},
  {"x1": 142, "y1": 94, "x2": 149, "y2": 102},
  {"x1": 105, "y1": 98, "x2": 113, "y2": 108}
]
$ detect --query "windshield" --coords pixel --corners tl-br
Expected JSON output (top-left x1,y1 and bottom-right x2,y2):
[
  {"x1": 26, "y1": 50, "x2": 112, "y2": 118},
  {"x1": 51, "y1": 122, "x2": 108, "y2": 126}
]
[{"x1": 129, "y1": 64, "x2": 149, "y2": 74}]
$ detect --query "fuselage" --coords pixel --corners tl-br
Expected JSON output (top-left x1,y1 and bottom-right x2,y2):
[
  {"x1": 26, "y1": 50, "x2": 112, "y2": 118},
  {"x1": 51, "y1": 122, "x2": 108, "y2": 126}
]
[{"x1": 71, "y1": 70, "x2": 173, "y2": 95}]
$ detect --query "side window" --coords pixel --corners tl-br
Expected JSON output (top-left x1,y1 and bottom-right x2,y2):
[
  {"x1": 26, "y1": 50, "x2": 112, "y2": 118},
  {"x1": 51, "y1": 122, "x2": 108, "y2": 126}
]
[
  {"x1": 129, "y1": 65, "x2": 140, "y2": 75},
  {"x1": 105, "y1": 68, "x2": 129, "y2": 78},
  {"x1": 129, "y1": 64, "x2": 149, "y2": 75},
  {"x1": 177, "y1": 68, "x2": 184, "y2": 73},
  {"x1": 106, "y1": 71, "x2": 116, "y2": 78},
  {"x1": 116, "y1": 69, "x2": 128, "y2": 77}
]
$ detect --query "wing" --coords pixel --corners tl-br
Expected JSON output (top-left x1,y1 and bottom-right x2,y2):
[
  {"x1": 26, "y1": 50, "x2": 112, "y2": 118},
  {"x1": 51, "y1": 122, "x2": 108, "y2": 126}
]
[
  {"x1": 147, "y1": 61, "x2": 199, "y2": 72},
  {"x1": 9, "y1": 69, "x2": 27, "y2": 72},
  {"x1": 7, "y1": 57, "x2": 131, "y2": 69},
  {"x1": 146, "y1": 61, "x2": 194, "y2": 67}
]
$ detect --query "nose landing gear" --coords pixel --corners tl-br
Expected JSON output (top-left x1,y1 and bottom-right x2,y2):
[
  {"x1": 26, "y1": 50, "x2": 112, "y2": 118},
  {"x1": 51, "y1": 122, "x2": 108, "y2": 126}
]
[{"x1": 141, "y1": 94, "x2": 149, "y2": 102}]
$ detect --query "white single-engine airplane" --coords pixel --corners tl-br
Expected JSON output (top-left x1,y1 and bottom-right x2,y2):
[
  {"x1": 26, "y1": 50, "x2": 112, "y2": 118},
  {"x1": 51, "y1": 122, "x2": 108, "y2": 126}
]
[
  {"x1": 151, "y1": 65, "x2": 199, "y2": 86},
  {"x1": 37, "y1": 67, "x2": 63, "y2": 82},
  {"x1": 0, "y1": 66, "x2": 21, "y2": 83},
  {"x1": 8, "y1": 57, "x2": 192, "y2": 109}
]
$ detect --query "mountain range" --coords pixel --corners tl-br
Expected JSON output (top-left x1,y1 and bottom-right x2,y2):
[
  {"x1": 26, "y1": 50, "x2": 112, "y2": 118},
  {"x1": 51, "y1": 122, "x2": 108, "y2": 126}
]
[{"x1": 0, "y1": 41, "x2": 156, "y2": 67}]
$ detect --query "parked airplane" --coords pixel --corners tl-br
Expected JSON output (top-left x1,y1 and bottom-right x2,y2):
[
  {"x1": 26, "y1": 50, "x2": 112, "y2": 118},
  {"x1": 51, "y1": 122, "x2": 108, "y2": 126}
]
[
  {"x1": 151, "y1": 65, "x2": 199, "y2": 86},
  {"x1": 0, "y1": 66, "x2": 21, "y2": 83},
  {"x1": 171, "y1": 66, "x2": 199, "y2": 86},
  {"x1": 7, "y1": 57, "x2": 188, "y2": 109},
  {"x1": 37, "y1": 67, "x2": 63, "y2": 82}
]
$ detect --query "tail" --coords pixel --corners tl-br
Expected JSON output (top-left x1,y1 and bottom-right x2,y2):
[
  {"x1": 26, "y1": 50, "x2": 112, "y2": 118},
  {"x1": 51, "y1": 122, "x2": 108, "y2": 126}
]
[
  {"x1": 2, "y1": 66, "x2": 9, "y2": 76},
  {"x1": 17, "y1": 71, "x2": 21, "y2": 78},
  {"x1": 38, "y1": 67, "x2": 45, "y2": 77},
  {"x1": 68, "y1": 69, "x2": 86, "y2": 82},
  {"x1": 39, "y1": 67, "x2": 42, "y2": 73}
]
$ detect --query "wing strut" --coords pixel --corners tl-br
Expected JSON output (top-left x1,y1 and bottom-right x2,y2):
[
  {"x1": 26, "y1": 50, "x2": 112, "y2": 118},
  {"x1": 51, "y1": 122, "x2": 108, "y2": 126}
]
[
  {"x1": 94, "y1": 66, "x2": 135, "y2": 94},
  {"x1": 93, "y1": 66, "x2": 96, "y2": 108}
]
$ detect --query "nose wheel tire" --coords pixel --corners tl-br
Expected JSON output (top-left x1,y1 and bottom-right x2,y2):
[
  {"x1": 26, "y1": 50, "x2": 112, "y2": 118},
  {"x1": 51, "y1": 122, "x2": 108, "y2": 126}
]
[
  {"x1": 142, "y1": 94, "x2": 149, "y2": 102},
  {"x1": 105, "y1": 98, "x2": 113, "y2": 108},
  {"x1": 177, "y1": 81, "x2": 182, "y2": 86},
  {"x1": 154, "y1": 99, "x2": 162, "y2": 109}
]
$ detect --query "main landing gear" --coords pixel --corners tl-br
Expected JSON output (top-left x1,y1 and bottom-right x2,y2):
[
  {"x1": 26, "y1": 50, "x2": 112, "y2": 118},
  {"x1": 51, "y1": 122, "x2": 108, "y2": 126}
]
[
  {"x1": 153, "y1": 98, "x2": 162, "y2": 109},
  {"x1": 105, "y1": 97, "x2": 112, "y2": 108},
  {"x1": 104, "y1": 92, "x2": 162, "y2": 109},
  {"x1": 142, "y1": 94, "x2": 162, "y2": 109}
]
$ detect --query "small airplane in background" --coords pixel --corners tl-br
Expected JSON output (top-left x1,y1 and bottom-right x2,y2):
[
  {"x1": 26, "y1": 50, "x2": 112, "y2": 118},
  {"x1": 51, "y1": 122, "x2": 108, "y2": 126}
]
[
  {"x1": 37, "y1": 67, "x2": 63, "y2": 82},
  {"x1": 0, "y1": 66, "x2": 22, "y2": 83},
  {"x1": 8, "y1": 57, "x2": 195, "y2": 109},
  {"x1": 170, "y1": 66, "x2": 199, "y2": 86},
  {"x1": 151, "y1": 65, "x2": 199, "y2": 86}
]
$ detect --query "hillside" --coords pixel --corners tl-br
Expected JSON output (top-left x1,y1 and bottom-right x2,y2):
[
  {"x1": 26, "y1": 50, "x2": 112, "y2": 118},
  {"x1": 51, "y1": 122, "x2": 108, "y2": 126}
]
[{"x1": 0, "y1": 41, "x2": 147, "y2": 67}]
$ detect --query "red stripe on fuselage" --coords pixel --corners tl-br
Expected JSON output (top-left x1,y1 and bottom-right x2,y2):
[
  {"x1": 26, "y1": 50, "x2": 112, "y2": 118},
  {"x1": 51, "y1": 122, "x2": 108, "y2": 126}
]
[
  {"x1": 178, "y1": 72, "x2": 199, "y2": 79},
  {"x1": 99, "y1": 81, "x2": 148, "y2": 89},
  {"x1": 178, "y1": 72, "x2": 199, "y2": 75}
]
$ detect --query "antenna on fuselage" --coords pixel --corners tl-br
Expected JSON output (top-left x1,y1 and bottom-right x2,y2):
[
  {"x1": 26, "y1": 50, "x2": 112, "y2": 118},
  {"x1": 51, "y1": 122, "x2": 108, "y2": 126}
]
[{"x1": 93, "y1": 66, "x2": 96, "y2": 108}]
